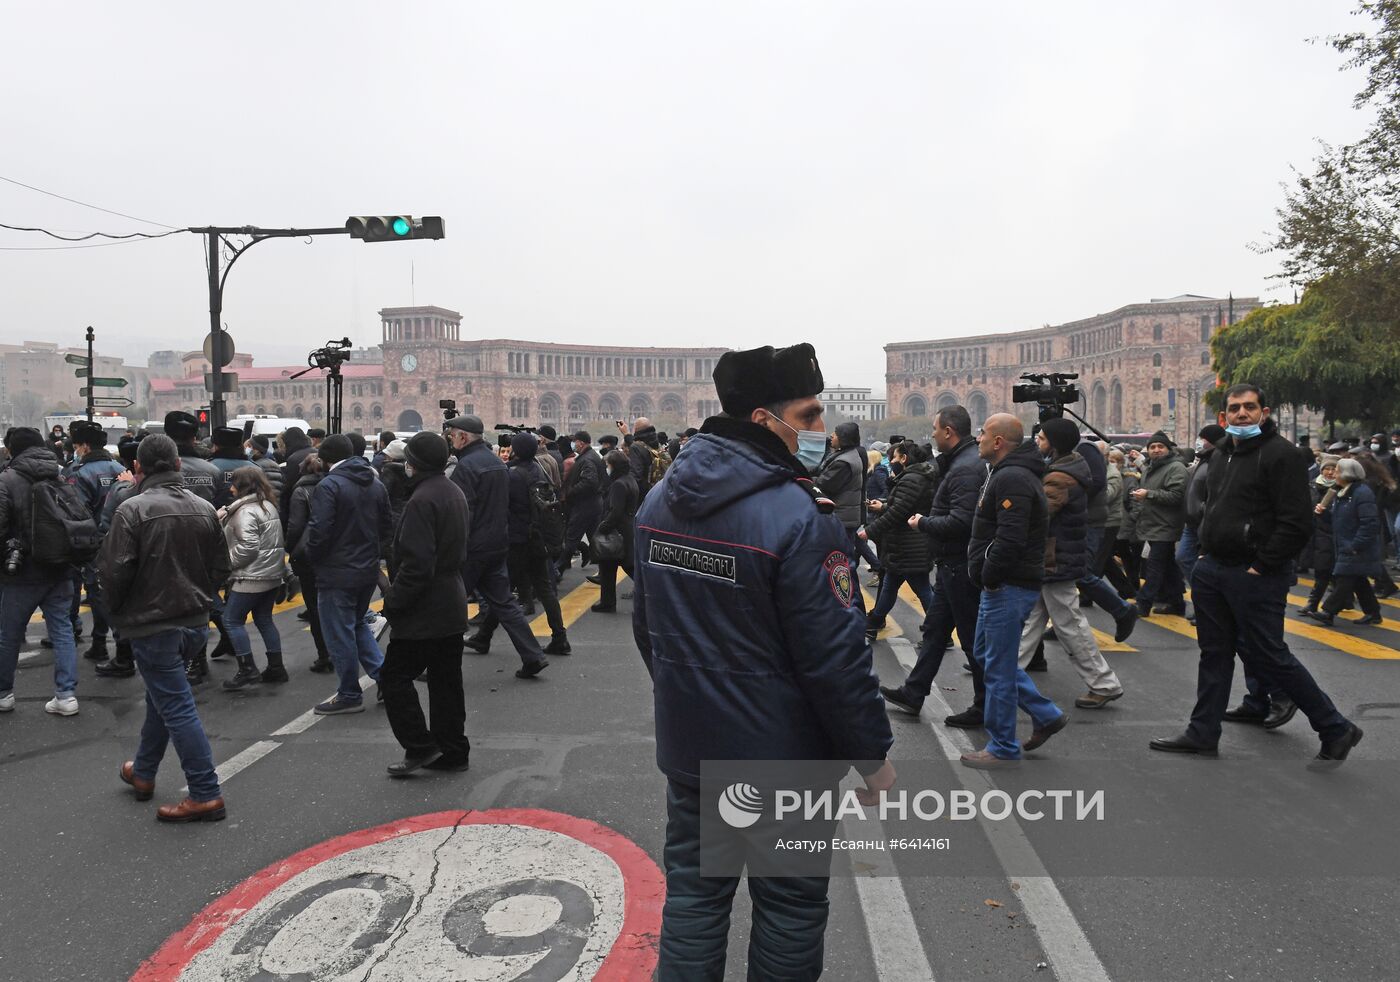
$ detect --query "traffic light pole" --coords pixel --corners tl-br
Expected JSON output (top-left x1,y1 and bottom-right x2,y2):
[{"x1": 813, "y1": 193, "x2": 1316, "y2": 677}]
[
  {"x1": 85, "y1": 325, "x2": 94, "y2": 422},
  {"x1": 191, "y1": 225, "x2": 349, "y2": 429}
]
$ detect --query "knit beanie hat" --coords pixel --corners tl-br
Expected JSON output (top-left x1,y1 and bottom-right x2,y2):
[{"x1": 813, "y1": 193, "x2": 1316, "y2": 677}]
[{"x1": 1040, "y1": 418, "x2": 1081, "y2": 455}]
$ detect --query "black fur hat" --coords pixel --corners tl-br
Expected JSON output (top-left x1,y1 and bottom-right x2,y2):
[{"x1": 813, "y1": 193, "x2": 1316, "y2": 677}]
[{"x1": 712, "y1": 343, "x2": 824, "y2": 418}]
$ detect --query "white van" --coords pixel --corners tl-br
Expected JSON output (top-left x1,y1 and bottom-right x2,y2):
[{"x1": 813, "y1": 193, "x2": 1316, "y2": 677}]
[{"x1": 233, "y1": 414, "x2": 312, "y2": 440}]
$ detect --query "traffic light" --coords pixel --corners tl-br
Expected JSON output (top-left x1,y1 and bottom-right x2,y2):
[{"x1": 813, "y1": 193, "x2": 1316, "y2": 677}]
[
  {"x1": 345, "y1": 216, "x2": 445, "y2": 242},
  {"x1": 197, "y1": 407, "x2": 211, "y2": 440}
]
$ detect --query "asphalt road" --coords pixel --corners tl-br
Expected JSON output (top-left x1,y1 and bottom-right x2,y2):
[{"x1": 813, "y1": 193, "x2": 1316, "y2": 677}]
[{"x1": 1, "y1": 565, "x2": 1398, "y2": 982}]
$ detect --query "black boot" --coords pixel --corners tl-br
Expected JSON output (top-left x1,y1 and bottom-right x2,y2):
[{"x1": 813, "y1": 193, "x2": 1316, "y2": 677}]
[
  {"x1": 464, "y1": 633, "x2": 491, "y2": 654},
  {"x1": 222, "y1": 655, "x2": 261, "y2": 690},
  {"x1": 308, "y1": 655, "x2": 335, "y2": 673},
  {"x1": 96, "y1": 640, "x2": 136, "y2": 678},
  {"x1": 208, "y1": 637, "x2": 235, "y2": 660},
  {"x1": 185, "y1": 648, "x2": 209, "y2": 685},
  {"x1": 83, "y1": 638, "x2": 109, "y2": 663},
  {"x1": 260, "y1": 651, "x2": 289, "y2": 683},
  {"x1": 543, "y1": 632, "x2": 572, "y2": 655}
]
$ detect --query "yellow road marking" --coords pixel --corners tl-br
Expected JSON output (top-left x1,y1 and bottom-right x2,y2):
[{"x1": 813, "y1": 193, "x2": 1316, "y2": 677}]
[
  {"x1": 895, "y1": 580, "x2": 1135, "y2": 651},
  {"x1": 1146, "y1": 596, "x2": 1400, "y2": 662},
  {"x1": 1296, "y1": 576, "x2": 1400, "y2": 610},
  {"x1": 1281, "y1": 591, "x2": 1400, "y2": 636}
]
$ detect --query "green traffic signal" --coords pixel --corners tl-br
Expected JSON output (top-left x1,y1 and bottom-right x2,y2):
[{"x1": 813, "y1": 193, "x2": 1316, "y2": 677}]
[{"x1": 391, "y1": 217, "x2": 410, "y2": 236}]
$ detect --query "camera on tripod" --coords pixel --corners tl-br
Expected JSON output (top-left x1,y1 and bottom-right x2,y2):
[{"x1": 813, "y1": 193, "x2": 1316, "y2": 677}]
[
  {"x1": 308, "y1": 338, "x2": 353, "y2": 371},
  {"x1": 1012, "y1": 372, "x2": 1081, "y2": 420},
  {"x1": 495, "y1": 423, "x2": 538, "y2": 435},
  {"x1": 439, "y1": 399, "x2": 457, "y2": 422}
]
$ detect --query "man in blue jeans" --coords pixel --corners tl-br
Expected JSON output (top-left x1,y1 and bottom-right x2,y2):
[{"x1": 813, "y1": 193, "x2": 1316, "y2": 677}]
[
  {"x1": 303, "y1": 434, "x2": 392, "y2": 715},
  {"x1": 99, "y1": 435, "x2": 231, "y2": 821},
  {"x1": 962, "y1": 414, "x2": 1068, "y2": 768},
  {"x1": 0, "y1": 427, "x2": 82, "y2": 716}
]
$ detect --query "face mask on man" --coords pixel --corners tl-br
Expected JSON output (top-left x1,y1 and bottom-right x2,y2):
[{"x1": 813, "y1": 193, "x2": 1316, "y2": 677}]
[
  {"x1": 1225, "y1": 423, "x2": 1262, "y2": 440},
  {"x1": 1194, "y1": 439, "x2": 1205, "y2": 453},
  {"x1": 767, "y1": 413, "x2": 827, "y2": 469},
  {"x1": 1370, "y1": 442, "x2": 1382, "y2": 452}
]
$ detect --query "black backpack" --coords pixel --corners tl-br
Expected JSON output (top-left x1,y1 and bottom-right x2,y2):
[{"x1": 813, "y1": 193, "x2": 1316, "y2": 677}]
[
  {"x1": 527, "y1": 477, "x2": 566, "y2": 558},
  {"x1": 29, "y1": 478, "x2": 102, "y2": 568}
]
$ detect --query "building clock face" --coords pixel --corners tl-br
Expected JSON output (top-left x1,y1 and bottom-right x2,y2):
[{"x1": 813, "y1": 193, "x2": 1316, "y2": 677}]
[{"x1": 400, "y1": 353, "x2": 418, "y2": 373}]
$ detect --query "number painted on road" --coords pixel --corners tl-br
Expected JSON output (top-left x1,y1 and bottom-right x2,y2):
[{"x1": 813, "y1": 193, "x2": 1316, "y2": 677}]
[{"x1": 133, "y1": 809, "x2": 664, "y2": 981}]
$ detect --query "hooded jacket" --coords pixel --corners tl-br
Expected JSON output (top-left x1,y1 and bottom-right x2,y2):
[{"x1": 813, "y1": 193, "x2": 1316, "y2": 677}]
[
  {"x1": 1041, "y1": 451, "x2": 1092, "y2": 582},
  {"x1": 1199, "y1": 418, "x2": 1311, "y2": 572},
  {"x1": 967, "y1": 442, "x2": 1048, "y2": 591},
  {"x1": 222, "y1": 494, "x2": 286, "y2": 590},
  {"x1": 0, "y1": 446, "x2": 74, "y2": 583},
  {"x1": 632, "y1": 416, "x2": 893, "y2": 787},
  {"x1": 450, "y1": 438, "x2": 510, "y2": 556},
  {"x1": 303, "y1": 455, "x2": 392, "y2": 589},
  {"x1": 97, "y1": 470, "x2": 230, "y2": 639},
  {"x1": 384, "y1": 470, "x2": 470, "y2": 640},
  {"x1": 864, "y1": 459, "x2": 936, "y2": 574},
  {"x1": 916, "y1": 437, "x2": 984, "y2": 565},
  {"x1": 1134, "y1": 452, "x2": 1188, "y2": 542}
]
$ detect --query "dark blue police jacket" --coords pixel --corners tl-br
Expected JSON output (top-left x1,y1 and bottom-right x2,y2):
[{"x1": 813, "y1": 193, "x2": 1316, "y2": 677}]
[{"x1": 632, "y1": 417, "x2": 893, "y2": 788}]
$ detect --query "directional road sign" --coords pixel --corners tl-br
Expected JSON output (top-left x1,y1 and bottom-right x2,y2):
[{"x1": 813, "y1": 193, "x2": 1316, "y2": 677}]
[
  {"x1": 73, "y1": 367, "x2": 90, "y2": 377},
  {"x1": 92, "y1": 398, "x2": 135, "y2": 409},
  {"x1": 89, "y1": 377, "x2": 128, "y2": 388},
  {"x1": 63, "y1": 353, "x2": 90, "y2": 366}
]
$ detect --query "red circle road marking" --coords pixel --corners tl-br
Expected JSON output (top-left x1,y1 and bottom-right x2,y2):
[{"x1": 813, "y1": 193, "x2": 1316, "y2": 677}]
[{"x1": 132, "y1": 808, "x2": 664, "y2": 980}]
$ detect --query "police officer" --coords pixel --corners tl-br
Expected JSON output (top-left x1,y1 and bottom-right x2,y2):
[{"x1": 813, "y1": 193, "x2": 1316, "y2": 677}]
[
  {"x1": 67, "y1": 420, "x2": 124, "y2": 664},
  {"x1": 208, "y1": 426, "x2": 254, "y2": 507},
  {"x1": 633, "y1": 343, "x2": 895, "y2": 980}
]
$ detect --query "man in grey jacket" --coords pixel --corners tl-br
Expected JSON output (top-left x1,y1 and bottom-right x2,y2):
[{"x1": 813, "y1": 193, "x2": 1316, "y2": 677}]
[
  {"x1": 99, "y1": 435, "x2": 232, "y2": 823},
  {"x1": 1132, "y1": 431, "x2": 1189, "y2": 617},
  {"x1": 817, "y1": 421, "x2": 869, "y2": 580}
]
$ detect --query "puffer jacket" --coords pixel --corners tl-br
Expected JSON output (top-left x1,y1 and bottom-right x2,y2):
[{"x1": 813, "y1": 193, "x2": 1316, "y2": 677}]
[
  {"x1": 97, "y1": 470, "x2": 231, "y2": 639},
  {"x1": 817, "y1": 443, "x2": 866, "y2": 531},
  {"x1": 632, "y1": 415, "x2": 893, "y2": 787},
  {"x1": 254, "y1": 454, "x2": 285, "y2": 502},
  {"x1": 865, "y1": 459, "x2": 936, "y2": 574},
  {"x1": 967, "y1": 441, "x2": 1047, "y2": 591},
  {"x1": 1134, "y1": 453, "x2": 1187, "y2": 542},
  {"x1": 865, "y1": 459, "x2": 890, "y2": 502},
  {"x1": 915, "y1": 437, "x2": 984, "y2": 565},
  {"x1": 1104, "y1": 463, "x2": 1125, "y2": 530},
  {"x1": 222, "y1": 494, "x2": 285, "y2": 591},
  {"x1": 285, "y1": 472, "x2": 321, "y2": 561},
  {"x1": 0, "y1": 447, "x2": 74, "y2": 583},
  {"x1": 1331, "y1": 481, "x2": 1383, "y2": 577},
  {"x1": 1042, "y1": 451, "x2": 1092, "y2": 582}
]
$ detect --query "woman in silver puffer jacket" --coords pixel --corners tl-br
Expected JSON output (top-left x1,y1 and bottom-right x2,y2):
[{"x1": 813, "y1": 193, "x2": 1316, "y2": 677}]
[{"x1": 218, "y1": 466, "x2": 287, "y2": 689}]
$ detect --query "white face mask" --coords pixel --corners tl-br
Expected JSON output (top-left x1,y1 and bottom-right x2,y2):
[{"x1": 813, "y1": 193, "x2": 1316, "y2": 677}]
[
  {"x1": 404, "y1": 462, "x2": 415, "y2": 478},
  {"x1": 1371, "y1": 443, "x2": 1382, "y2": 452},
  {"x1": 1194, "y1": 439, "x2": 1205, "y2": 453}
]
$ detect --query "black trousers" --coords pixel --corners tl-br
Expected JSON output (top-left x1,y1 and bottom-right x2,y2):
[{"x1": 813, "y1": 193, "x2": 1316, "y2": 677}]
[
  {"x1": 559, "y1": 499, "x2": 602, "y2": 574},
  {"x1": 292, "y1": 559, "x2": 328, "y2": 659},
  {"x1": 481, "y1": 545, "x2": 565, "y2": 637},
  {"x1": 1114, "y1": 538, "x2": 1141, "y2": 597},
  {"x1": 380, "y1": 634, "x2": 469, "y2": 763},
  {"x1": 464, "y1": 551, "x2": 548, "y2": 663},
  {"x1": 1321, "y1": 573, "x2": 1381, "y2": 618},
  {"x1": 906, "y1": 561, "x2": 984, "y2": 708},
  {"x1": 597, "y1": 556, "x2": 634, "y2": 608}
]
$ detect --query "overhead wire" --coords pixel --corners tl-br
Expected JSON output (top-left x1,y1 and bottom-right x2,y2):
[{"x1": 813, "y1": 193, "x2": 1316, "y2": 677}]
[
  {"x1": 0, "y1": 174, "x2": 178, "y2": 229},
  {"x1": 0, "y1": 221, "x2": 186, "y2": 243}
]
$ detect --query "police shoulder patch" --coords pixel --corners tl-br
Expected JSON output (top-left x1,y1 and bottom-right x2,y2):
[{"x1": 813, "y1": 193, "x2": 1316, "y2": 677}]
[{"x1": 823, "y1": 551, "x2": 853, "y2": 607}]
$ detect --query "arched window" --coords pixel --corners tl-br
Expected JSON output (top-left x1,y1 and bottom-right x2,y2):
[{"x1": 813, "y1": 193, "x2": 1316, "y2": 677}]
[
  {"x1": 371, "y1": 404, "x2": 383, "y2": 420},
  {"x1": 419, "y1": 382, "x2": 428, "y2": 395},
  {"x1": 1152, "y1": 353, "x2": 1162, "y2": 367},
  {"x1": 1201, "y1": 350, "x2": 1210, "y2": 365},
  {"x1": 292, "y1": 405, "x2": 305, "y2": 419},
  {"x1": 352, "y1": 405, "x2": 363, "y2": 420},
  {"x1": 1110, "y1": 381, "x2": 1123, "y2": 430},
  {"x1": 903, "y1": 394, "x2": 927, "y2": 417}
]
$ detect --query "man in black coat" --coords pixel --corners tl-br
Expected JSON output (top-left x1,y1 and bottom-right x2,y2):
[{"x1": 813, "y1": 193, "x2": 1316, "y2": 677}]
[
  {"x1": 448, "y1": 416, "x2": 548, "y2": 678},
  {"x1": 881, "y1": 405, "x2": 987, "y2": 726},
  {"x1": 380, "y1": 432, "x2": 473, "y2": 775},
  {"x1": 627, "y1": 416, "x2": 661, "y2": 498},
  {"x1": 557, "y1": 430, "x2": 606, "y2": 577},
  {"x1": 1151, "y1": 383, "x2": 1362, "y2": 765},
  {"x1": 278, "y1": 426, "x2": 315, "y2": 523}
]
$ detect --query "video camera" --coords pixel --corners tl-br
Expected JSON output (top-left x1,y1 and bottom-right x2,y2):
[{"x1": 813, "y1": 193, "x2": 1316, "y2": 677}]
[
  {"x1": 495, "y1": 423, "x2": 539, "y2": 435},
  {"x1": 308, "y1": 337, "x2": 353, "y2": 372},
  {"x1": 439, "y1": 398, "x2": 457, "y2": 422},
  {"x1": 1012, "y1": 372, "x2": 1081, "y2": 421}
]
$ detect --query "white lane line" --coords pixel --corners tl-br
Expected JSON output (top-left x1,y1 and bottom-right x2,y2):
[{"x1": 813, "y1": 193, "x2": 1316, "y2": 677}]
[
  {"x1": 887, "y1": 636, "x2": 1112, "y2": 982},
  {"x1": 270, "y1": 673, "x2": 376, "y2": 736},
  {"x1": 842, "y1": 774, "x2": 939, "y2": 981},
  {"x1": 182, "y1": 739, "x2": 281, "y2": 793}
]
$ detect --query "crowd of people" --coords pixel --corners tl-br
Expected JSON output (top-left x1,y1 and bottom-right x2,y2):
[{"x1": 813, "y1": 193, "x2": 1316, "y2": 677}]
[
  {"x1": 0, "y1": 409, "x2": 692, "y2": 821},
  {"x1": 2, "y1": 351, "x2": 1394, "y2": 978}
]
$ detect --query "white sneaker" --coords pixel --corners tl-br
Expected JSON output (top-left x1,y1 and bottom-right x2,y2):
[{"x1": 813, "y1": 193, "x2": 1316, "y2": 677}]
[
  {"x1": 368, "y1": 615, "x2": 388, "y2": 640},
  {"x1": 44, "y1": 696, "x2": 79, "y2": 716},
  {"x1": 0, "y1": 692, "x2": 15, "y2": 712}
]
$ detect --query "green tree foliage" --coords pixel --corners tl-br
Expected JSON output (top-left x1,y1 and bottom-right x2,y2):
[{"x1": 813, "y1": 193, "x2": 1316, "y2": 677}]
[
  {"x1": 1215, "y1": 0, "x2": 1400, "y2": 423},
  {"x1": 1209, "y1": 283, "x2": 1400, "y2": 423}
]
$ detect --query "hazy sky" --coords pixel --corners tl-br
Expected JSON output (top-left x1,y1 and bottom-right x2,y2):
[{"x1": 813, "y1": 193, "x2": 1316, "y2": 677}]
[{"x1": 0, "y1": 1, "x2": 1371, "y2": 392}]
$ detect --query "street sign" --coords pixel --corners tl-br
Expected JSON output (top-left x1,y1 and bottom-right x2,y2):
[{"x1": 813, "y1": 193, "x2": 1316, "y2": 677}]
[
  {"x1": 92, "y1": 398, "x2": 134, "y2": 408},
  {"x1": 90, "y1": 377, "x2": 128, "y2": 388},
  {"x1": 63, "y1": 353, "x2": 90, "y2": 366},
  {"x1": 204, "y1": 372, "x2": 238, "y2": 393},
  {"x1": 74, "y1": 367, "x2": 90, "y2": 377},
  {"x1": 203, "y1": 331, "x2": 235, "y2": 368}
]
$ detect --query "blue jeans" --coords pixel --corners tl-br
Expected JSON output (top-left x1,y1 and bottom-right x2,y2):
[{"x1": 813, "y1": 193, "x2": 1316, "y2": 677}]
[
  {"x1": 223, "y1": 588, "x2": 281, "y2": 659},
  {"x1": 869, "y1": 569, "x2": 934, "y2": 623},
  {"x1": 658, "y1": 779, "x2": 832, "y2": 981},
  {"x1": 1176, "y1": 525, "x2": 1201, "y2": 588},
  {"x1": 317, "y1": 582, "x2": 384, "y2": 703},
  {"x1": 1078, "y1": 526, "x2": 1130, "y2": 618},
  {"x1": 1187, "y1": 556, "x2": 1351, "y2": 746},
  {"x1": 973, "y1": 585, "x2": 1063, "y2": 759},
  {"x1": 0, "y1": 576, "x2": 77, "y2": 699},
  {"x1": 131, "y1": 627, "x2": 222, "y2": 802}
]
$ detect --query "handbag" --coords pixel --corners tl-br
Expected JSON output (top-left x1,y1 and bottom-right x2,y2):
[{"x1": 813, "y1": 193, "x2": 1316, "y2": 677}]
[{"x1": 593, "y1": 528, "x2": 625, "y2": 563}]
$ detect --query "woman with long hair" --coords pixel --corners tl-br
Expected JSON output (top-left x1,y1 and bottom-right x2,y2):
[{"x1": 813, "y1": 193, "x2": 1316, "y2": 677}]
[{"x1": 219, "y1": 466, "x2": 287, "y2": 689}]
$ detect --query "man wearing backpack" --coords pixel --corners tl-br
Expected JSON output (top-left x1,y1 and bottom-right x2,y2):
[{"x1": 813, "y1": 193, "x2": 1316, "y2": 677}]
[
  {"x1": 625, "y1": 417, "x2": 667, "y2": 498},
  {"x1": 66, "y1": 420, "x2": 125, "y2": 665},
  {"x1": 0, "y1": 427, "x2": 94, "y2": 716},
  {"x1": 557, "y1": 430, "x2": 605, "y2": 578},
  {"x1": 469, "y1": 433, "x2": 571, "y2": 656},
  {"x1": 449, "y1": 416, "x2": 549, "y2": 677}
]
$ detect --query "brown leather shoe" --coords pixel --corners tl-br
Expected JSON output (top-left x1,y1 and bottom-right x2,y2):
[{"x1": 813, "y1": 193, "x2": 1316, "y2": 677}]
[
  {"x1": 960, "y1": 749, "x2": 1020, "y2": 769},
  {"x1": 156, "y1": 797, "x2": 226, "y2": 823},
  {"x1": 119, "y1": 761, "x2": 154, "y2": 801}
]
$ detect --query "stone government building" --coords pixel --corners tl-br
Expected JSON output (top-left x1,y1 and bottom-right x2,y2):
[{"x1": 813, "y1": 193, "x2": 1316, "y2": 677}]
[
  {"x1": 151, "y1": 305, "x2": 733, "y2": 433},
  {"x1": 885, "y1": 294, "x2": 1265, "y2": 440}
]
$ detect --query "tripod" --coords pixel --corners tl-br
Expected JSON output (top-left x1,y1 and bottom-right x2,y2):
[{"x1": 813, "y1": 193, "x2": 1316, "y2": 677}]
[{"x1": 288, "y1": 360, "x2": 344, "y2": 434}]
